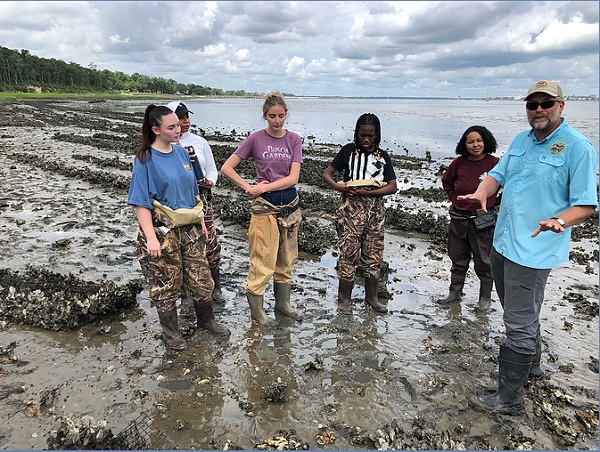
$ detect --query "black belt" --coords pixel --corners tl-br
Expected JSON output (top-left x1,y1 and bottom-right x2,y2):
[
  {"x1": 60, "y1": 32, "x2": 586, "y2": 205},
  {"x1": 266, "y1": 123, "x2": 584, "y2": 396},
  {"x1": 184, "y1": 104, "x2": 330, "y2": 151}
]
[{"x1": 275, "y1": 204, "x2": 299, "y2": 218}]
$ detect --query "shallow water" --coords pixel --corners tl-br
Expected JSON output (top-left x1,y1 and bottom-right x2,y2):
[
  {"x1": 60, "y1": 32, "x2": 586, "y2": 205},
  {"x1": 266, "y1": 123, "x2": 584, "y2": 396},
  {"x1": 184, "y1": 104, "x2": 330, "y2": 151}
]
[{"x1": 124, "y1": 97, "x2": 600, "y2": 159}]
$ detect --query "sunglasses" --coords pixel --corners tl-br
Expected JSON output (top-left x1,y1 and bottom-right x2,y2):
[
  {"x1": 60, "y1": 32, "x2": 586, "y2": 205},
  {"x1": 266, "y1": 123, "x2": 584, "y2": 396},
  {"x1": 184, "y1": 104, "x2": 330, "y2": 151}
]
[{"x1": 525, "y1": 99, "x2": 560, "y2": 111}]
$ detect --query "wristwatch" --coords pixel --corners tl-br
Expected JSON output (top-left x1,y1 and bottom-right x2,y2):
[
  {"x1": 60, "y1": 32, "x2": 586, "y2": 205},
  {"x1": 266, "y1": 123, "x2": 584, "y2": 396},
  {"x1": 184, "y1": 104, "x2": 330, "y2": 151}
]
[{"x1": 550, "y1": 217, "x2": 565, "y2": 227}]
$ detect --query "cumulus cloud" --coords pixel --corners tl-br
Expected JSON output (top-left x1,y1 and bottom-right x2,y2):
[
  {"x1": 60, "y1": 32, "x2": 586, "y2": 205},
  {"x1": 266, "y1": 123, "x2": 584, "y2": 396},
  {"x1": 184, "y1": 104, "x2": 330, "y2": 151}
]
[
  {"x1": 108, "y1": 35, "x2": 129, "y2": 45},
  {"x1": 285, "y1": 56, "x2": 306, "y2": 79},
  {"x1": 0, "y1": 1, "x2": 596, "y2": 97}
]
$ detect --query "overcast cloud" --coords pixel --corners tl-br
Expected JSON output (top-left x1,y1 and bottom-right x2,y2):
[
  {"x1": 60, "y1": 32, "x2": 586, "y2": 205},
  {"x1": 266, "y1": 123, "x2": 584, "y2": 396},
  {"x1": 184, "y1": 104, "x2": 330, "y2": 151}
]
[{"x1": 0, "y1": 1, "x2": 597, "y2": 97}]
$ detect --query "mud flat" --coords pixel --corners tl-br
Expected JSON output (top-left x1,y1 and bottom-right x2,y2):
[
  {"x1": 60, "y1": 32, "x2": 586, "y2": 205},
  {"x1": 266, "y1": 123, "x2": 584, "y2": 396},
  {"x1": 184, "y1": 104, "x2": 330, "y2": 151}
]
[{"x1": 0, "y1": 99, "x2": 597, "y2": 450}]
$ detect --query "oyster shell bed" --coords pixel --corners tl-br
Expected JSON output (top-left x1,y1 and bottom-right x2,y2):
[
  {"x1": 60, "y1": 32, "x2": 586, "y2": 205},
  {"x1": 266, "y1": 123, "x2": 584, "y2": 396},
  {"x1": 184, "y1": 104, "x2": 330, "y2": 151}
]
[
  {"x1": 0, "y1": 266, "x2": 142, "y2": 331},
  {"x1": 0, "y1": 99, "x2": 597, "y2": 450},
  {"x1": 45, "y1": 412, "x2": 176, "y2": 450}
]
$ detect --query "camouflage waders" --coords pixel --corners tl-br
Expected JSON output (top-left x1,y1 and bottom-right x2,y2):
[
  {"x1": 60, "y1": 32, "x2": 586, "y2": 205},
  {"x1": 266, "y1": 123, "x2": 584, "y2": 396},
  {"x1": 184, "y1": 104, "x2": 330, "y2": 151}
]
[
  {"x1": 136, "y1": 223, "x2": 214, "y2": 312},
  {"x1": 200, "y1": 191, "x2": 221, "y2": 270},
  {"x1": 179, "y1": 191, "x2": 224, "y2": 312},
  {"x1": 336, "y1": 194, "x2": 385, "y2": 281},
  {"x1": 199, "y1": 191, "x2": 226, "y2": 304}
]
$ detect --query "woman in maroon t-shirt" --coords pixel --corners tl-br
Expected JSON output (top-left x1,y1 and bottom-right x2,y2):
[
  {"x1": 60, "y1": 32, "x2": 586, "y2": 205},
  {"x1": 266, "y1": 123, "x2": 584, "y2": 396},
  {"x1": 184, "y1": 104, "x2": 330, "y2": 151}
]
[{"x1": 436, "y1": 125, "x2": 499, "y2": 312}]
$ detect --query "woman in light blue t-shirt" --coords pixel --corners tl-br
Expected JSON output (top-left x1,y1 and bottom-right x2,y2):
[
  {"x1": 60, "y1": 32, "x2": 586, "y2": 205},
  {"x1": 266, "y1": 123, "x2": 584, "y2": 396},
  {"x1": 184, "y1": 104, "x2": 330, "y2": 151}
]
[{"x1": 128, "y1": 105, "x2": 230, "y2": 352}]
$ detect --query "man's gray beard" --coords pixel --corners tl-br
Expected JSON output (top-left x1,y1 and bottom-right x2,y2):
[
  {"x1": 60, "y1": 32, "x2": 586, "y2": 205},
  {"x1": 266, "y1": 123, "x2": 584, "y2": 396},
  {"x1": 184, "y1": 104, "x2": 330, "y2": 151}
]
[
  {"x1": 531, "y1": 120, "x2": 549, "y2": 131},
  {"x1": 530, "y1": 115, "x2": 557, "y2": 132}
]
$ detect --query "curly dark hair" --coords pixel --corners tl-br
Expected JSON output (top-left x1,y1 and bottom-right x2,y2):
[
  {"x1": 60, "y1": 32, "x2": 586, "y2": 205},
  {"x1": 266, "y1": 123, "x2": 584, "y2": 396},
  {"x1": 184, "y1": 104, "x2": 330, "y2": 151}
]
[{"x1": 455, "y1": 125, "x2": 497, "y2": 156}]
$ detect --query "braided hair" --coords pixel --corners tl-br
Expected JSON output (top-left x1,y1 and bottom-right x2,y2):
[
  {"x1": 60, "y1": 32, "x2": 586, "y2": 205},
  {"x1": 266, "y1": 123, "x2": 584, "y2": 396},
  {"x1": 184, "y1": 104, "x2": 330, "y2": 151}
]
[{"x1": 354, "y1": 113, "x2": 382, "y2": 158}]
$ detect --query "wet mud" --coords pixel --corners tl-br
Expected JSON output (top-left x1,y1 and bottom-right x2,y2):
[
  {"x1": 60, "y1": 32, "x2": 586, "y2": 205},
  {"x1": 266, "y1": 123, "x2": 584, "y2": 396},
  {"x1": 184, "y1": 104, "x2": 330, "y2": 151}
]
[{"x1": 0, "y1": 99, "x2": 597, "y2": 450}]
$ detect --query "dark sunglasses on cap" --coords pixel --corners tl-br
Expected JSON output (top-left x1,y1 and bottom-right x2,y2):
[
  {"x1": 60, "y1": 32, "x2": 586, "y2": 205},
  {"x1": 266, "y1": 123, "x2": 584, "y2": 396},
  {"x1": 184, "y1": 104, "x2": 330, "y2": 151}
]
[{"x1": 525, "y1": 99, "x2": 560, "y2": 111}]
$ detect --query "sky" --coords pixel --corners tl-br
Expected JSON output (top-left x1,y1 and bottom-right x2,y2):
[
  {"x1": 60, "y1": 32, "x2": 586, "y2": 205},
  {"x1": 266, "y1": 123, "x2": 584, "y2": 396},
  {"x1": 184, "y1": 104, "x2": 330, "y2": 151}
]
[{"x1": 0, "y1": 1, "x2": 598, "y2": 98}]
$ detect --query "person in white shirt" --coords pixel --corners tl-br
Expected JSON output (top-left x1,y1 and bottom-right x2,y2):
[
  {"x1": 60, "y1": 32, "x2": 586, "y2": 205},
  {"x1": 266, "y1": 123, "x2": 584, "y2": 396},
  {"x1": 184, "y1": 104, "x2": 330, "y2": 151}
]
[{"x1": 167, "y1": 101, "x2": 226, "y2": 307}]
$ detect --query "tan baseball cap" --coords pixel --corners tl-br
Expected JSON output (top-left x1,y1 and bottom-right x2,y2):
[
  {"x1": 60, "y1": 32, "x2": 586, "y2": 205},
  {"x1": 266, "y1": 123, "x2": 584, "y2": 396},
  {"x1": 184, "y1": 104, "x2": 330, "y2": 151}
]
[{"x1": 525, "y1": 80, "x2": 563, "y2": 101}]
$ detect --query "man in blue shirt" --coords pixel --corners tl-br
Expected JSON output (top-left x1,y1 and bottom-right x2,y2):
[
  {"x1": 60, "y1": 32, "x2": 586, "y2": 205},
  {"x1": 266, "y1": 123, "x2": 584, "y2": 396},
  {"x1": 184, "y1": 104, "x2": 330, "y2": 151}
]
[{"x1": 458, "y1": 80, "x2": 598, "y2": 415}]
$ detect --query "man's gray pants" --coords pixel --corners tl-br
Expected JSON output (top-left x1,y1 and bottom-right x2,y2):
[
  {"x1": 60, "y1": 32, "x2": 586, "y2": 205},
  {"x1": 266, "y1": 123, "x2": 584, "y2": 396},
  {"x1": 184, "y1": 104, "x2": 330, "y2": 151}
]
[{"x1": 491, "y1": 248, "x2": 551, "y2": 355}]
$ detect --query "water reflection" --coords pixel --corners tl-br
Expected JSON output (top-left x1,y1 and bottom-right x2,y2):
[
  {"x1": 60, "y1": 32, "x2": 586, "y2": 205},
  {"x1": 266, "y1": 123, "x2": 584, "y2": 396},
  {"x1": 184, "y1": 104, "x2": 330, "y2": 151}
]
[{"x1": 152, "y1": 333, "x2": 229, "y2": 448}]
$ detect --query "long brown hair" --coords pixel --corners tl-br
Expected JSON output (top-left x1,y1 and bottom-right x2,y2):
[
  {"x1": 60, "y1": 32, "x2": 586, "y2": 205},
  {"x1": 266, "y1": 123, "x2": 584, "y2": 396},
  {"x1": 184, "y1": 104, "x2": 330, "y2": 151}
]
[{"x1": 136, "y1": 104, "x2": 173, "y2": 163}]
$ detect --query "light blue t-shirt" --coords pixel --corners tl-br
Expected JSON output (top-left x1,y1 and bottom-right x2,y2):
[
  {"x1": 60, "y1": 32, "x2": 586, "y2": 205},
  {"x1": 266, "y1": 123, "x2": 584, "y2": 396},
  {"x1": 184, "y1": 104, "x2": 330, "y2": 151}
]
[
  {"x1": 489, "y1": 119, "x2": 598, "y2": 269},
  {"x1": 128, "y1": 144, "x2": 199, "y2": 210}
]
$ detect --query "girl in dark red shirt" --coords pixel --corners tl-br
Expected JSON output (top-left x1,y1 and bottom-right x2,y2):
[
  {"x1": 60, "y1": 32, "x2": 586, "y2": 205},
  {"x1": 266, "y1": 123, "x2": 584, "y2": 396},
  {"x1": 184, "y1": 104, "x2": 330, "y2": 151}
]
[{"x1": 437, "y1": 125, "x2": 499, "y2": 312}]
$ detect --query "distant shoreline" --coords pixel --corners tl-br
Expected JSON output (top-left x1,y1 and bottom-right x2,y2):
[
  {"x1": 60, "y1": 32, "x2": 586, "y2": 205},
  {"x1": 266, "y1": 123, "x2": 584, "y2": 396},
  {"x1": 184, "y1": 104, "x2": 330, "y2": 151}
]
[{"x1": 0, "y1": 92, "x2": 597, "y2": 102}]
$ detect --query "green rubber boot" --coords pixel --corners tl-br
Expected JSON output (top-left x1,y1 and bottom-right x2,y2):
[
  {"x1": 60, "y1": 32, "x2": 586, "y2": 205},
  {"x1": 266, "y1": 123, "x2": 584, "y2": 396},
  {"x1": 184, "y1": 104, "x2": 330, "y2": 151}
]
[
  {"x1": 246, "y1": 292, "x2": 276, "y2": 326},
  {"x1": 274, "y1": 282, "x2": 302, "y2": 322}
]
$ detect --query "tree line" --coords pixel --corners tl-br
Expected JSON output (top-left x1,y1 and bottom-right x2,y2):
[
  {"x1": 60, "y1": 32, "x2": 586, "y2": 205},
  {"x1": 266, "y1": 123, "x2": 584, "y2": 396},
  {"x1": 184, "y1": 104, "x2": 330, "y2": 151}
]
[{"x1": 0, "y1": 47, "x2": 280, "y2": 97}]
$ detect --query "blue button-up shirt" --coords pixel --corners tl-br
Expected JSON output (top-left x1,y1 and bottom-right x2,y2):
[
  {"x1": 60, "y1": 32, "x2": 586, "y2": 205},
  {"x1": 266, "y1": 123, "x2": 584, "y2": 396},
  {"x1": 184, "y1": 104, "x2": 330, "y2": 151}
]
[{"x1": 489, "y1": 119, "x2": 598, "y2": 269}]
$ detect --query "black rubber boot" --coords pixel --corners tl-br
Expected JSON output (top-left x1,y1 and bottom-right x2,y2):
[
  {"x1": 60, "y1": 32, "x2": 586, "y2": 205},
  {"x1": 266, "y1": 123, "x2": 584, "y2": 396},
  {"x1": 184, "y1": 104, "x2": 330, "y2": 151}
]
[
  {"x1": 475, "y1": 296, "x2": 492, "y2": 311},
  {"x1": 210, "y1": 266, "x2": 225, "y2": 304},
  {"x1": 472, "y1": 345, "x2": 533, "y2": 415},
  {"x1": 529, "y1": 332, "x2": 543, "y2": 380},
  {"x1": 274, "y1": 282, "x2": 302, "y2": 322},
  {"x1": 157, "y1": 309, "x2": 188, "y2": 351},
  {"x1": 474, "y1": 280, "x2": 493, "y2": 312},
  {"x1": 337, "y1": 279, "x2": 354, "y2": 314},
  {"x1": 179, "y1": 291, "x2": 197, "y2": 322},
  {"x1": 364, "y1": 277, "x2": 388, "y2": 313},
  {"x1": 194, "y1": 302, "x2": 230, "y2": 335},
  {"x1": 436, "y1": 291, "x2": 462, "y2": 305},
  {"x1": 436, "y1": 275, "x2": 464, "y2": 305},
  {"x1": 246, "y1": 292, "x2": 276, "y2": 326}
]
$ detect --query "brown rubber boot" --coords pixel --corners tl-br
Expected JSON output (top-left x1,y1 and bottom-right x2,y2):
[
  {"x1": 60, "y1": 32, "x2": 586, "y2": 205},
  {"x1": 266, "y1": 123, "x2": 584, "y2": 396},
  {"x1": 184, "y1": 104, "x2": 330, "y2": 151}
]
[
  {"x1": 337, "y1": 278, "x2": 354, "y2": 314},
  {"x1": 157, "y1": 309, "x2": 188, "y2": 351},
  {"x1": 194, "y1": 301, "x2": 230, "y2": 335},
  {"x1": 246, "y1": 292, "x2": 276, "y2": 326},
  {"x1": 364, "y1": 277, "x2": 388, "y2": 313},
  {"x1": 179, "y1": 290, "x2": 197, "y2": 322},
  {"x1": 274, "y1": 282, "x2": 302, "y2": 322},
  {"x1": 210, "y1": 266, "x2": 225, "y2": 304}
]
